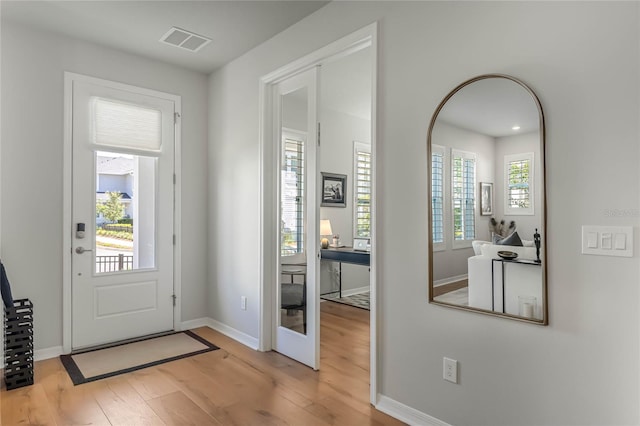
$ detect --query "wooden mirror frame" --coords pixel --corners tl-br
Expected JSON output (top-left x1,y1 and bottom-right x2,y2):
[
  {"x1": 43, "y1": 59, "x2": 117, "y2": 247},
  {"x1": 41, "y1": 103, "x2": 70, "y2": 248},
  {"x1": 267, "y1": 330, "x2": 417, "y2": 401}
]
[{"x1": 427, "y1": 74, "x2": 548, "y2": 325}]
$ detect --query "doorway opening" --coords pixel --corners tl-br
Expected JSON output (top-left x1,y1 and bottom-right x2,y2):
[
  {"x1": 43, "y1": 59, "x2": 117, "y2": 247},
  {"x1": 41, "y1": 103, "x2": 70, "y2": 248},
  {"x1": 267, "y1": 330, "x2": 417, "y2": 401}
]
[{"x1": 259, "y1": 23, "x2": 378, "y2": 402}]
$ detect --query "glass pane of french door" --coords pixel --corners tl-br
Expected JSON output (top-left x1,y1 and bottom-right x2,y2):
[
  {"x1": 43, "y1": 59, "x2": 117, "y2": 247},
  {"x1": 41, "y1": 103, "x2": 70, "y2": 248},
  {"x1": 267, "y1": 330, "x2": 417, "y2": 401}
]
[
  {"x1": 279, "y1": 87, "x2": 309, "y2": 335},
  {"x1": 95, "y1": 151, "x2": 157, "y2": 274}
]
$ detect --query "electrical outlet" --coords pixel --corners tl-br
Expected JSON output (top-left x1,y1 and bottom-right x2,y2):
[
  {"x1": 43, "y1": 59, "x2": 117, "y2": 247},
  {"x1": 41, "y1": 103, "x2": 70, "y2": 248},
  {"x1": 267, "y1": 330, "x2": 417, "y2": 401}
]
[
  {"x1": 241, "y1": 296, "x2": 247, "y2": 311},
  {"x1": 443, "y1": 357, "x2": 458, "y2": 384}
]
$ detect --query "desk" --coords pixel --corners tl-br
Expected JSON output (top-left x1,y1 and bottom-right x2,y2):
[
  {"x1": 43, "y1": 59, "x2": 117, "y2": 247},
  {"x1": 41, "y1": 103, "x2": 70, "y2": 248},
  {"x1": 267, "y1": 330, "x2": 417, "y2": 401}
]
[
  {"x1": 491, "y1": 258, "x2": 541, "y2": 314},
  {"x1": 320, "y1": 247, "x2": 370, "y2": 297}
]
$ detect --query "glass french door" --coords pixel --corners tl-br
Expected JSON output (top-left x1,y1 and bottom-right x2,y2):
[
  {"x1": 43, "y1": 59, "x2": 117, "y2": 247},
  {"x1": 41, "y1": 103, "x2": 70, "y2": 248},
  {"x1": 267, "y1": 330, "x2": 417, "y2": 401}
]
[{"x1": 274, "y1": 67, "x2": 320, "y2": 369}]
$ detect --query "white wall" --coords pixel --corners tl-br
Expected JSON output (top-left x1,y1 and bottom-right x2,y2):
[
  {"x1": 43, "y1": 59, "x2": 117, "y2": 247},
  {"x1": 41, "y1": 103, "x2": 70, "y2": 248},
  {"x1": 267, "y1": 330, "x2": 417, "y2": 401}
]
[
  {"x1": 1, "y1": 21, "x2": 210, "y2": 349},
  {"x1": 208, "y1": 2, "x2": 640, "y2": 425}
]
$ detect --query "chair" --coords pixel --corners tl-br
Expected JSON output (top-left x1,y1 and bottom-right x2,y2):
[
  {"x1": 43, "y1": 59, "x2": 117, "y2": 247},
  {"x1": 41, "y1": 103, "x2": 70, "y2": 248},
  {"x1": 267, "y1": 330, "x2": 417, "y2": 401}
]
[{"x1": 280, "y1": 253, "x2": 307, "y2": 332}]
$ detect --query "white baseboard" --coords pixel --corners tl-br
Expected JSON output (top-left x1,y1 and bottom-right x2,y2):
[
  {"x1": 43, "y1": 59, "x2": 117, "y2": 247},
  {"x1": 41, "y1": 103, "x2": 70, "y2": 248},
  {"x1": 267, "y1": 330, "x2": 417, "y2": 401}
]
[
  {"x1": 182, "y1": 317, "x2": 259, "y2": 351},
  {"x1": 434, "y1": 274, "x2": 468, "y2": 287},
  {"x1": 206, "y1": 318, "x2": 260, "y2": 350},
  {"x1": 35, "y1": 346, "x2": 64, "y2": 361},
  {"x1": 181, "y1": 317, "x2": 212, "y2": 330},
  {"x1": 376, "y1": 395, "x2": 451, "y2": 426},
  {"x1": 341, "y1": 285, "x2": 370, "y2": 297}
]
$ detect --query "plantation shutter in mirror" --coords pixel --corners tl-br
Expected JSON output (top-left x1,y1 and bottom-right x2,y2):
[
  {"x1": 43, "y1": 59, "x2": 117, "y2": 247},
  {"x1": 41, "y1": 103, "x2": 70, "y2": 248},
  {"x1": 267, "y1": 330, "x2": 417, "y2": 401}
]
[
  {"x1": 452, "y1": 149, "x2": 476, "y2": 246},
  {"x1": 431, "y1": 145, "x2": 444, "y2": 246}
]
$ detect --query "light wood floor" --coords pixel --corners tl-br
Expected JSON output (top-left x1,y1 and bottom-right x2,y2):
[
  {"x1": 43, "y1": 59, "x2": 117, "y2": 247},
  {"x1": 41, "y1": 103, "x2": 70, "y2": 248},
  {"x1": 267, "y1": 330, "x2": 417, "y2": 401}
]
[{"x1": 1, "y1": 302, "x2": 404, "y2": 425}]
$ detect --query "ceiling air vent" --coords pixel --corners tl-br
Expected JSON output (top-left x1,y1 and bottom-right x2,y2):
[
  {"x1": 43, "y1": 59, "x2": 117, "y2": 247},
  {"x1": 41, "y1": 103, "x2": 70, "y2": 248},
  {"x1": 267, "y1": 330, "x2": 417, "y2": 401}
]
[{"x1": 160, "y1": 27, "x2": 211, "y2": 52}]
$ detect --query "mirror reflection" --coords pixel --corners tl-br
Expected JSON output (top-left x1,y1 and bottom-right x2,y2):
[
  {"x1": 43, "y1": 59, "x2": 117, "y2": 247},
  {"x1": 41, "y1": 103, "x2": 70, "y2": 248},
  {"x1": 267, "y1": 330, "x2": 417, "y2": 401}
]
[
  {"x1": 279, "y1": 86, "x2": 308, "y2": 334},
  {"x1": 428, "y1": 75, "x2": 547, "y2": 324}
]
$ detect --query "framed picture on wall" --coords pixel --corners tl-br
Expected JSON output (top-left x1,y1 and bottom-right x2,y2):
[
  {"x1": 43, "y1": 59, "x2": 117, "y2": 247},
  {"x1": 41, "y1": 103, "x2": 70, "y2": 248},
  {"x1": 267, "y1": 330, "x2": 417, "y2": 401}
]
[
  {"x1": 321, "y1": 172, "x2": 347, "y2": 207},
  {"x1": 480, "y1": 182, "x2": 493, "y2": 216}
]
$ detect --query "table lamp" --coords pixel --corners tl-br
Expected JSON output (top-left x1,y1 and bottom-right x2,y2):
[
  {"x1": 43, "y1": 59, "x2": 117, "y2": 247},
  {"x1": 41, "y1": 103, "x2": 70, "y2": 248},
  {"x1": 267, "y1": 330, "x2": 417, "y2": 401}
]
[{"x1": 320, "y1": 220, "x2": 332, "y2": 249}]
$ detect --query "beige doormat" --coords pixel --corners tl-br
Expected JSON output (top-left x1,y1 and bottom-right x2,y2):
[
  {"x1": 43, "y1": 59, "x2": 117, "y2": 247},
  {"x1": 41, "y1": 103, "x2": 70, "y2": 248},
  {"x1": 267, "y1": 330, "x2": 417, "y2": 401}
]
[{"x1": 60, "y1": 330, "x2": 218, "y2": 385}]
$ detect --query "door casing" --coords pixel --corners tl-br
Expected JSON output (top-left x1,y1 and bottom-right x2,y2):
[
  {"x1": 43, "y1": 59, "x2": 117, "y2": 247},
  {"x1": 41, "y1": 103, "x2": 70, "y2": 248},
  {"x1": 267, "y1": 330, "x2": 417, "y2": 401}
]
[{"x1": 62, "y1": 72, "x2": 182, "y2": 354}]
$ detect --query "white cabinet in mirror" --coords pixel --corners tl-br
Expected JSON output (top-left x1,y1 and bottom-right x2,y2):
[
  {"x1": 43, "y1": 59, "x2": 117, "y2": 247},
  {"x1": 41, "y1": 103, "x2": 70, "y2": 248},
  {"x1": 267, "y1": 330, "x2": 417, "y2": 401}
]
[{"x1": 427, "y1": 74, "x2": 547, "y2": 325}]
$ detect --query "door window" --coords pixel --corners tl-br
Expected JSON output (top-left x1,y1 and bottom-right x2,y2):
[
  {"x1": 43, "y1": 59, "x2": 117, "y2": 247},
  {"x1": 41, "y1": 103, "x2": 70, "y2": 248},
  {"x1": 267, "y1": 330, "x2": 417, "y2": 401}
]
[{"x1": 95, "y1": 151, "x2": 157, "y2": 273}]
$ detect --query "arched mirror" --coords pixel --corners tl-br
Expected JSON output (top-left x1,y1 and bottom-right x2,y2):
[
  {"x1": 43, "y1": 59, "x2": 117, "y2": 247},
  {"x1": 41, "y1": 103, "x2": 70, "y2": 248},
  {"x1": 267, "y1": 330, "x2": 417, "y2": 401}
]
[{"x1": 428, "y1": 74, "x2": 547, "y2": 324}]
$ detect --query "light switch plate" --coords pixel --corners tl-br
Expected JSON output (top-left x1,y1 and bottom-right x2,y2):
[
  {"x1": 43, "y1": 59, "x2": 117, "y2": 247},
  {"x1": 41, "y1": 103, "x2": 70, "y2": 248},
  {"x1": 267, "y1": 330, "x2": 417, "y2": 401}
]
[{"x1": 582, "y1": 226, "x2": 633, "y2": 257}]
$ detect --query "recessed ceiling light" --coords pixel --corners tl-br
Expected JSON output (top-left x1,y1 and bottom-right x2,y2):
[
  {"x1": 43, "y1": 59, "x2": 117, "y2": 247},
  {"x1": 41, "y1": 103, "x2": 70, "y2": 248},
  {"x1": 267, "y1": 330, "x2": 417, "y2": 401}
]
[
  {"x1": 512, "y1": 125, "x2": 521, "y2": 131},
  {"x1": 160, "y1": 27, "x2": 211, "y2": 53}
]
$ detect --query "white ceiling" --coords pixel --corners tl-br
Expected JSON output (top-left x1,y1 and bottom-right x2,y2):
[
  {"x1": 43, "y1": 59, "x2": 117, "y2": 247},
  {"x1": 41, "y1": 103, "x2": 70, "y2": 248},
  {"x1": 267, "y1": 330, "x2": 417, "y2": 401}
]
[
  {"x1": 437, "y1": 77, "x2": 540, "y2": 138},
  {"x1": 1, "y1": 0, "x2": 330, "y2": 74}
]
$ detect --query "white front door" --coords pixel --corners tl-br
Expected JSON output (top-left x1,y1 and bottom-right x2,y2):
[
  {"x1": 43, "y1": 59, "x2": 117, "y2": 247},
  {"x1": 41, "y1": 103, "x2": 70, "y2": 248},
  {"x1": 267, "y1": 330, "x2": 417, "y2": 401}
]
[
  {"x1": 70, "y1": 75, "x2": 177, "y2": 350},
  {"x1": 274, "y1": 68, "x2": 320, "y2": 369}
]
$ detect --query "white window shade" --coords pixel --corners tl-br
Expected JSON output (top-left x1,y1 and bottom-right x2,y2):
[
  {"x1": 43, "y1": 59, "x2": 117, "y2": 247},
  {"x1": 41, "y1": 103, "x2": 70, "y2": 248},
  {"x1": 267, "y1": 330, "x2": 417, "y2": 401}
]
[{"x1": 92, "y1": 97, "x2": 162, "y2": 151}]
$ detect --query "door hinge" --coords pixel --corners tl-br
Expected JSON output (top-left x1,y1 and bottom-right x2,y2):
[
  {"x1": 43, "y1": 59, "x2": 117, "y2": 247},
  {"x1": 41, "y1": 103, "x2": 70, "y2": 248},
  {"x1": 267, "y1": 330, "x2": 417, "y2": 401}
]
[
  {"x1": 173, "y1": 174, "x2": 176, "y2": 184},
  {"x1": 174, "y1": 112, "x2": 181, "y2": 124},
  {"x1": 173, "y1": 235, "x2": 176, "y2": 245},
  {"x1": 172, "y1": 294, "x2": 177, "y2": 306},
  {"x1": 317, "y1": 122, "x2": 321, "y2": 146}
]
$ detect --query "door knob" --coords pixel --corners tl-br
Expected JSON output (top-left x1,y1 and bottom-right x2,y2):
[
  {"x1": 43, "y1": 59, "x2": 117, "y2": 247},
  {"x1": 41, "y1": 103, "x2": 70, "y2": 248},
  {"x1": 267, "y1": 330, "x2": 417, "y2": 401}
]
[{"x1": 75, "y1": 246, "x2": 93, "y2": 254}]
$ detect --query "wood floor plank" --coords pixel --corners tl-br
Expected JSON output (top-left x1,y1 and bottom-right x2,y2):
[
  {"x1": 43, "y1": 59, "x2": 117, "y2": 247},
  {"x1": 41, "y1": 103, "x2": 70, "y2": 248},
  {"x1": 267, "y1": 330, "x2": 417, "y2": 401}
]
[
  {"x1": 305, "y1": 395, "x2": 405, "y2": 426},
  {"x1": 127, "y1": 366, "x2": 181, "y2": 401},
  {"x1": 2, "y1": 301, "x2": 404, "y2": 426},
  {"x1": 221, "y1": 391, "x2": 328, "y2": 426},
  {"x1": 38, "y1": 358, "x2": 111, "y2": 426},
  {"x1": 92, "y1": 375, "x2": 166, "y2": 425},
  {"x1": 147, "y1": 390, "x2": 221, "y2": 425},
  {"x1": 155, "y1": 355, "x2": 241, "y2": 425},
  {"x1": 1, "y1": 383, "x2": 58, "y2": 426}
]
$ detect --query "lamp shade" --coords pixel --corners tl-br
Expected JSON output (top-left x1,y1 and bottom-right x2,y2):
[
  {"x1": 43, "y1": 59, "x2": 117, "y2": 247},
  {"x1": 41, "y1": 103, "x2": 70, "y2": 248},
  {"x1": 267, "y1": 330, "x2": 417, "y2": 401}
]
[{"x1": 320, "y1": 219, "x2": 333, "y2": 236}]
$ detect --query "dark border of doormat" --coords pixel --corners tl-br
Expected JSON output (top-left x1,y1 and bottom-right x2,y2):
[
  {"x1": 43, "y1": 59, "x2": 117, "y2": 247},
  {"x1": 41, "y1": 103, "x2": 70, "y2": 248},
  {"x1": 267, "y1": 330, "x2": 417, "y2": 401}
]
[{"x1": 60, "y1": 330, "x2": 218, "y2": 385}]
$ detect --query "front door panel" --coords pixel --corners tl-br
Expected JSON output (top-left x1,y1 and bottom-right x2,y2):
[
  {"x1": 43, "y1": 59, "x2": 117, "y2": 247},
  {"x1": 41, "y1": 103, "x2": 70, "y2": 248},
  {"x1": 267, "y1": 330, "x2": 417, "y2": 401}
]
[{"x1": 71, "y1": 78, "x2": 175, "y2": 350}]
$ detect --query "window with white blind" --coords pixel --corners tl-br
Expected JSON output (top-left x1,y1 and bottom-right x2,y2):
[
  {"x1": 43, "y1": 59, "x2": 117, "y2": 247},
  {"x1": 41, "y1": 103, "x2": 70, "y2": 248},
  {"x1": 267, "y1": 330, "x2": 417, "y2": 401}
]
[
  {"x1": 353, "y1": 142, "x2": 371, "y2": 238},
  {"x1": 92, "y1": 97, "x2": 162, "y2": 152},
  {"x1": 452, "y1": 149, "x2": 476, "y2": 247},
  {"x1": 431, "y1": 145, "x2": 445, "y2": 250},
  {"x1": 281, "y1": 134, "x2": 305, "y2": 256},
  {"x1": 504, "y1": 152, "x2": 534, "y2": 216}
]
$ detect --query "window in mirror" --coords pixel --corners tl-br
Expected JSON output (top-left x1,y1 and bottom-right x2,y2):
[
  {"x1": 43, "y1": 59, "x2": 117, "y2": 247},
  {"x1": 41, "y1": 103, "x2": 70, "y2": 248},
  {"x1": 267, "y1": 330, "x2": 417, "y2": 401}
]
[
  {"x1": 431, "y1": 145, "x2": 445, "y2": 249},
  {"x1": 281, "y1": 133, "x2": 305, "y2": 256},
  {"x1": 505, "y1": 152, "x2": 534, "y2": 215},
  {"x1": 354, "y1": 142, "x2": 372, "y2": 238},
  {"x1": 452, "y1": 149, "x2": 476, "y2": 247}
]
